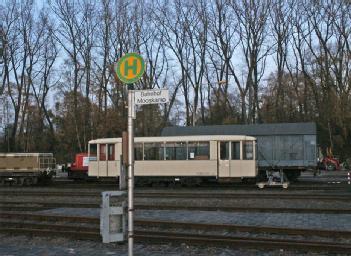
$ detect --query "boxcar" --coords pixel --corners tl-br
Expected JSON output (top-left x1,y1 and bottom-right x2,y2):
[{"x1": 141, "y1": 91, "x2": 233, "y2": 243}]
[
  {"x1": 88, "y1": 135, "x2": 257, "y2": 185},
  {"x1": 161, "y1": 122, "x2": 317, "y2": 181},
  {"x1": 0, "y1": 153, "x2": 56, "y2": 185}
]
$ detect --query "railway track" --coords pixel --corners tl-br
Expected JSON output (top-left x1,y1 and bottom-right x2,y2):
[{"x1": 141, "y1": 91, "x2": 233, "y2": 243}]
[
  {"x1": 134, "y1": 230, "x2": 351, "y2": 253},
  {"x1": 1, "y1": 200, "x2": 351, "y2": 214},
  {"x1": 2, "y1": 212, "x2": 351, "y2": 239},
  {"x1": 1, "y1": 190, "x2": 351, "y2": 201},
  {"x1": 35, "y1": 179, "x2": 351, "y2": 191},
  {"x1": 52, "y1": 184, "x2": 350, "y2": 191},
  {"x1": 135, "y1": 219, "x2": 351, "y2": 238},
  {"x1": 1, "y1": 212, "x2": 350, "y2": 253}
]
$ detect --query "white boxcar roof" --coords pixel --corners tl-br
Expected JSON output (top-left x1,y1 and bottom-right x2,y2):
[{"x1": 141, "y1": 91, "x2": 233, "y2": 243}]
[
  {"x1": 89, "y1": 135, "x2": 256, "y2": 144},
  {"x1": 162, "y1": 122, "x2": 316, "y2": 136}
]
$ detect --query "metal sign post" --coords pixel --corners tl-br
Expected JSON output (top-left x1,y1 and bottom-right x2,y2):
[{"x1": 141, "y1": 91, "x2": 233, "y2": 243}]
[
  {"x1": 127, "y1": 89, "x2": 135, "y2": 255},
  {"x1": 115, "y1": 53, "x2": 169, "y2": 256},
  {"x1": 115, "y1": 53, "x2": 145, "y2": 256}
]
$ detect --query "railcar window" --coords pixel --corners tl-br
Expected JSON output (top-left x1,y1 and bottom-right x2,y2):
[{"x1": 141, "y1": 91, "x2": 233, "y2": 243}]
[
  {"x1": 231, "y1": 142, "x2": 240, "y2": 160},
  {"x1": 144, "y1": 143, "x2": 164, "y2": 160},
  {"x1": 89, "y1": 144, "x2": 97, "y2": 161},
  {"x1": 243, "y1": 141, "x2": 253, "y2": 160},
  {"x1": 165, "y1": 142, "x2": 187, "y2": 160},
  {"x1": 134, "y1": 143, "x2": 143, "y2": 160},
  {"x1": 188, "y1": 141, "x2": 209, "y2": 160},
  {"x1": 220, "y1": 142, "x2": 229, "y2": 160},
  {"x1": 108, "y1": 144, "x2": 115, "y2": 161},
  {"x1": 100, "y1": 144, "x2": 106, "y2": 161}
]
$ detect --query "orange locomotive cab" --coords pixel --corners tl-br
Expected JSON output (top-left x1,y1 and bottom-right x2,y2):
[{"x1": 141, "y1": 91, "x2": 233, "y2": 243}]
[{"x1": 68, "y1": 153, "x2": 89, "y2": 180}]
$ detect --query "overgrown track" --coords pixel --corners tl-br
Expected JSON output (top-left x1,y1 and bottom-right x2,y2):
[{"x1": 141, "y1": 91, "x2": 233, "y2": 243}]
[
  {"x1": 3, "y1": 213, "x2": 351, "y2": 239},
  {"x1": 136, "y1": 204, "x2": 351, "y2": 214},
  {"x1": 0, "y1": 212, "x2": 99, "y2": 223},
  {"x1": 135, "y1": 219, "x2": 351, "y2": 238},
  {"x1": 0, "y1": 212, "x2": 100, "y2": 240},
  {"x1": 1, "y1": 200, "x2": 351, "y2": 214},
  {"x1": 1, "y1": 212, "x2": 351, "y2": 253},
  {"x1": 45, "y1": 179, "x2": 351, "y2": 191},
  {"x1": 1, "y1": 190, "x2": 351, "y2": 201},
  {"x1": 134, "y1": 230, "x2": 351, "y2": 253}
]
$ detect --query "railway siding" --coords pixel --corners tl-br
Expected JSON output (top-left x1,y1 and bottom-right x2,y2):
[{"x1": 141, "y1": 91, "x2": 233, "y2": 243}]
[{"x1": 1, "y1": 185, "x2": 351, "y2": 255}]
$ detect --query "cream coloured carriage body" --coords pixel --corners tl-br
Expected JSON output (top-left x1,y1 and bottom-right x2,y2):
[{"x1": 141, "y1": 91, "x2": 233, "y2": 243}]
[{"x1": 88, "y1": 135, "x2": 257, "y2": 180}]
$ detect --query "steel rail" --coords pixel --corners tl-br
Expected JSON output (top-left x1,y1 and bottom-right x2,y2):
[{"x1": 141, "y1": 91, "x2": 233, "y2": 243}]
[
  {"x1": 135, "y1": 204, "x2": 351, "y2": 214},
  {"x1": 1, "y1": 226, "x2": 350, "y2": 253},
  {"x1": 0, "y1": 211, "x2": 99, "y2": 223},
  {"x1": 1, "y1": 201, "x2": 351, "y2": 214},
  {"x1": 135, "y1": 219, "x2": 351, "y2": 238},
  {"x1": 39, "y1": 181, "x2": 351, "y2": 190},
  {"x1": 3, "y1": 212, "x2": 351, "y2": 239},
  {"x1": 0, "y1": 227, "x2": 100, "y2": 240},
  {"x1": 0, "y1": 221, "x2": 99, "y2": 233},
  {"x1": 1, "y1": 213, "x2": 351, "y2": 253},
  {"x1": 1, "y1": 191, "x2": 351, "y2": 201}
]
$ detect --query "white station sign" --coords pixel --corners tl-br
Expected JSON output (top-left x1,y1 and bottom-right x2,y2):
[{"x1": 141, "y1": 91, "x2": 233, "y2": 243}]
[{"x1": 134, "y1": 89, "x2": 169, "y2": 105}]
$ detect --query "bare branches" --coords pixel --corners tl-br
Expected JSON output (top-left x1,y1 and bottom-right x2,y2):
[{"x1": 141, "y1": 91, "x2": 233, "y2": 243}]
[{"x1": 1, "y1": 0, "x2": 351, "y2": 159}]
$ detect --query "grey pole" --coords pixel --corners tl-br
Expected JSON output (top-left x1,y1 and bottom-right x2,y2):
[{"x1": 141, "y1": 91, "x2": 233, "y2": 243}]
[{"x1": 127, "y1": 89, "x2": 134, "y2": 256}]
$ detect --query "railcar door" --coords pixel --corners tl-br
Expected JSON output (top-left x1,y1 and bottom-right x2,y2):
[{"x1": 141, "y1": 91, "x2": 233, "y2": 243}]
[
  {"x1": 229, "y1": 141, "x2": 242, "y2": 177},
  {"x1": 218, "y1": 141, "x2": 230, "y2": 177},
  {"x1": 241, "y1": 141, "x2": 256, "y2": 177}
]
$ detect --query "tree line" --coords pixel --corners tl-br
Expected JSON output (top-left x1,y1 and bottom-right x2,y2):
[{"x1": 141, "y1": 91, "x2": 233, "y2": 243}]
[{"x1": 0, "y1": 0, "x2": 350, "y2": 162}]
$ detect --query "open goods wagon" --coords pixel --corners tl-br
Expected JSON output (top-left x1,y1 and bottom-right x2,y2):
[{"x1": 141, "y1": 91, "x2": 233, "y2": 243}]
[
  {"x1": 161, "y1": 122, "x2": 317, "y2": 181},
  {"x1": 0, "y1": 153, "x2": 56, "y2": 185}
]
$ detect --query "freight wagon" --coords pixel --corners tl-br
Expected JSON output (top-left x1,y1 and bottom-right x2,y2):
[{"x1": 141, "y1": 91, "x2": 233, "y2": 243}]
[
  {"x1": 161, "y1": 122, "x2": 317, "y2": 181},
  {"x1": 0, "y1": 153, "x2": 56, "y2": 185}
]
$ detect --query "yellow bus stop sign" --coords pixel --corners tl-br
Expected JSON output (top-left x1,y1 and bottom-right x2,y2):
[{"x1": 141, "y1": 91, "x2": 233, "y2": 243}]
[{"x1": 115, "y1": 53, "x2": 145, "y2": 84}]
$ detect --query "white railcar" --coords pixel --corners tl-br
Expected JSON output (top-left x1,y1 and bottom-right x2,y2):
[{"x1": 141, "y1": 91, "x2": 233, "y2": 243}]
[{"x1": 88, "y1": 135, "x2": 257, "y2": 185}]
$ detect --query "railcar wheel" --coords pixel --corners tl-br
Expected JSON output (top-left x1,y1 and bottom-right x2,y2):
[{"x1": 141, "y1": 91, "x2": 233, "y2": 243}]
[
  {"x1": 257, "y1": 170, "x2": 267, "y2": 182},
  {"x1": 326, "y1": 164, "x2": 336, "y2": 171},
  {"x1": 17, "y1": 177, "x2": 25, "y2": 186},
  {"x1": 182, "y1": 178, "x2": 201, "y2": 187},
  {"x1": 24, "y1": 177, "x2": 33, "y2": 186},
  {"x1": 11, "y1": 177, "x2": 22, "y2": 186},
  {"x1": 284, "y1": 171, "x2": 301, "y2": 183},
  {"x1": 32, "y1": 177, "x2": 38, "y2": 185}
]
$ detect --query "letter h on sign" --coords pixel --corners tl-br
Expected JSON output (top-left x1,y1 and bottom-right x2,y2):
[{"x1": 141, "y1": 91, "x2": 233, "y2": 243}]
[{"x1": 124, "y1": 59, "x2": 137, "y2": 76}]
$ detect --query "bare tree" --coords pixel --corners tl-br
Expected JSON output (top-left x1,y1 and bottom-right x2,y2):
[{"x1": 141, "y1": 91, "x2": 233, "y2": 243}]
[
  {"x1": 270, "y1": 0, "x2": 293, "y2": 121},
  {"x1": 230, "y1": 0, "x2": 272, "y2": 123},
  {"x1": 30, "y1": 11, "x2": 58, "y2": 151},
  {"x1": 52, "y1": 0, "x2": 85, "y2": 151},
  {"x1": 3, "y1": 1, "x2": 36, "y2": 151},
  {"x1": 207, "y1": 0, "x2": 238, "y2": 123}
]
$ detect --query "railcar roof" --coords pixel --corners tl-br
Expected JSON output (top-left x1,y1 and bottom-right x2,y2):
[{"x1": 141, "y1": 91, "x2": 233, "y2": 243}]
[
  {"x1": 89, "y1": 135, "x2": 256, "y2": 144},
  {"x1": 161, "y1": 122, "x2": 316, "y2": 136},
  {"x1": 0, "y1": 153, "x2": 53, "y2": 156}
]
